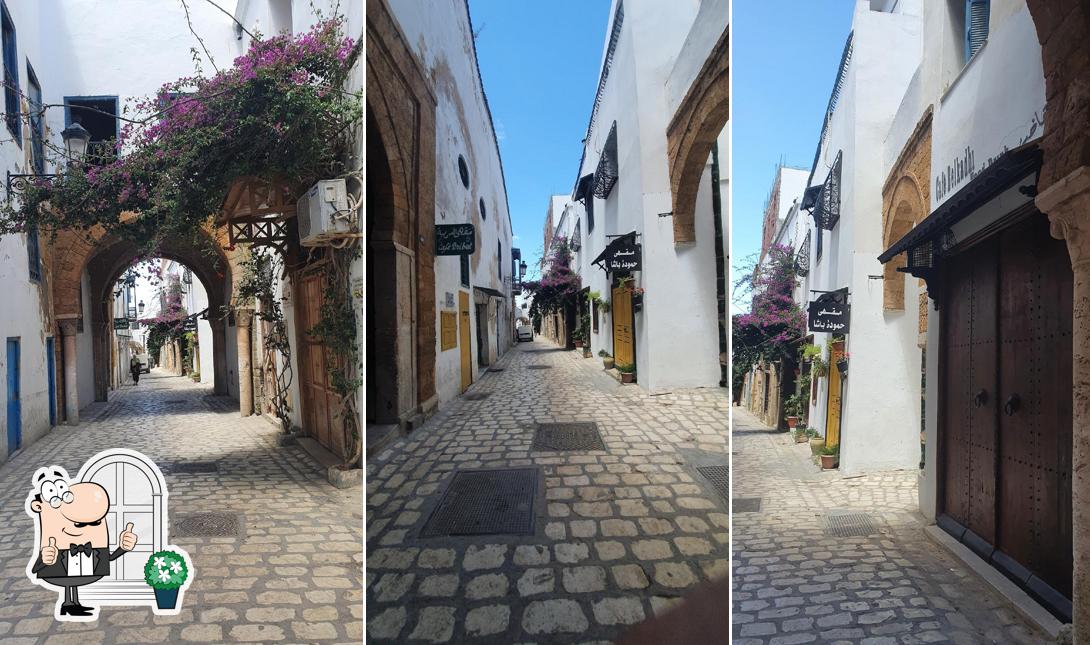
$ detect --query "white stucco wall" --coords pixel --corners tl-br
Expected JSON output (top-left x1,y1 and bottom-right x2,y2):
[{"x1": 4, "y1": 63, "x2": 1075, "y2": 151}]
[
  {"x1": 389, "y1": 0, "x2": 514, "y2": 406},
  {"x1": 803, "y1": 3, "x2": 923, "y2": 475},
  {"x1": 575, "y1": 0, "x2": 725, "y2": 391}
]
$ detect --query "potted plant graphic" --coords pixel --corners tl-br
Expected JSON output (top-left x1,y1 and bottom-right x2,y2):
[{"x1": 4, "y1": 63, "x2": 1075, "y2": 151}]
[{"x1": 145, "y1": 549, "x2": 189, "y2": 610}]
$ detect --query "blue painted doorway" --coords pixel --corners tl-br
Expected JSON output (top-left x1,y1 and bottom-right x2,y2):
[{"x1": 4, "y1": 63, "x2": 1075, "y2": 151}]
[{"x1": 6, "y1": 338, "x2": 20, "y2": 455}]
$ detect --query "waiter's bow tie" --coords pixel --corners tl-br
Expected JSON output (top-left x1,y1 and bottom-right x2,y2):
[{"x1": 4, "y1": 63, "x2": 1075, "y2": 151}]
[{"x1": 69, "y1": 542, "x2": 93, "y2": 556}]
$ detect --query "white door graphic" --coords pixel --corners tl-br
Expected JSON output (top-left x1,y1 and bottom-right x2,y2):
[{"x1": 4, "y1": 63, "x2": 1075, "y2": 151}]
[{"x1": 80, "y1": 453, "x2": 164, "y2": 603}]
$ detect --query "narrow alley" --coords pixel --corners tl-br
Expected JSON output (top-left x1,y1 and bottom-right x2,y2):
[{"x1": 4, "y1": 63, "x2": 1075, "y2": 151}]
[
  {"x1": 731, "y1": 407, "x2": 1050, "y2": 644},
  {"x1": 0, "y1": 371, "x2": 363, "y2": 643},
  {"x1": 365, "y1": 339, "x2": 729, "y2": 642}
]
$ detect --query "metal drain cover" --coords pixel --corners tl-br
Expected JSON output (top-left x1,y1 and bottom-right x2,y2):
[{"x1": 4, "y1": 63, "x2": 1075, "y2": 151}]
[
  {"x1": 697, "y1": 465, "x2": 730, "y2": 501},
  {"x1": 824, "y1": 512, "x2": 879, "y2": 537},
  {"x1": 733, "y1": 497, "x2": 761, "y2": 513},
  {"x1": 163, "y1": 461, "x2": 219, "y2": 474},
  {"x1": 490, "y1": 368, "x2": 505, "y2": 372},
  {"x1": 526, "y1": 365, "x2": 552, "y2": 370},
  {"x1": 533, "y1": 423, "x2": 605, "y2": 451},
  {"x1": 164, "y1": 399, "x2": 187, "y2": 404},
  {"x1": 171, "y1": 512, "x2": 241, "y2": 537},
  {"x1": 464, "y1": 392, "x2": 492, "y2": 401},
  {"x1": 421, "y1": 468, "x2": 538, "y2": 537}
]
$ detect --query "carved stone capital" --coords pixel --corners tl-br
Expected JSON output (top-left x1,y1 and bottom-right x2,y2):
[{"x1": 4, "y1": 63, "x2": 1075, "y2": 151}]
[
  {"x1": 235, "y1": 308, "x2": 255, "y2": 328},
  {"x1": 57, "y1": 318, "x2": 81, "y2": 337},
  {"x1": 1036, "y1": 166, "x2": 1090, "y2": 270}
]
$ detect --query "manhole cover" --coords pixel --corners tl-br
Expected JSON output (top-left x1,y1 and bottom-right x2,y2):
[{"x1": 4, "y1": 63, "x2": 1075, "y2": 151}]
[
  {"x1": 733, "y1": 497, "x2": 761, "y2": 513},
  {"x1": 824, "y1": 512, "x2": 879, "y2": 537},
  {"x1": 171, "y1": 512, "x2": 241, "y2": 537},
  {"x1": 164, "y1": 399, "x2": 186, "y2": 404},
  {"x1": 490, "y1": 368, "x2": 505, "y2": 372},
  {"x1": 526, "y1": 365, "x2": 552, "y2": 370},
  {"x1": 697, "y1": 465, "x2": 730, "y2": 501},
  {"x1": 532, "y1": 423, "x2": 605, "y2": 451},
  {"x1": 421, "y1": 468, "x2": 538, "y2": 537},
  {"x1": 464, "y1": 392, "x2": 491, "y2": 401},
  {"x1": 163, "y1": 461, "x2": 219, "y2": 474}
]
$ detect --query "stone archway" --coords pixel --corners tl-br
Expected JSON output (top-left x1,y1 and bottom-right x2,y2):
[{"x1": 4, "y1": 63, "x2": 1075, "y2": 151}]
[
  {"x1": 366, "y1": 0, "x2": 439, "y2": 427},
  {"x1": 48, "y1": 222, "x2": 246, "y2": 424},
  {"x1": 881, "y1": 112, "x2": 931, "y2": 319},
  {"x1": 667, "y1": 25, "x2": 729, "y2": 245},
  {"x1": 85, "y1": 235, "x2": 233, "y2": 401}
]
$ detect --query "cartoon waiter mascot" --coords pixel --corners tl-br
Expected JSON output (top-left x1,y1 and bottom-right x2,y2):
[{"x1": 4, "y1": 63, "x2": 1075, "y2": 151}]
[{"x1": 26, "y1": 465, "x2": 139, "y2": 619}]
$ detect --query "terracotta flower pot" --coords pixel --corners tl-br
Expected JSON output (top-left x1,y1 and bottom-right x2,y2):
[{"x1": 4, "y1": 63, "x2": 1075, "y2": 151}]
[
  {"x1": 574, "y1": 340, "x2": 584, "y2": 348},
  {"x1": 787, "y1": 416, "x2": 798, "y2": 429},
  {"x1": 820, "y1": 454, "x2": 837, "y2": 469},
  {"x1": 620, "y1": 372, "x2": 635, "y2": 383}
]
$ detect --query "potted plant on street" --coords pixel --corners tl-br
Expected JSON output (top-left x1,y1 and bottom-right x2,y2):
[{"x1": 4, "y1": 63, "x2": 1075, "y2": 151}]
[
  {"x1": 810, "y1": 432, "x2": 825, "y2": 456},
  {"x1": 616, "y1": 362, "x2": 636, "y2": 383},
  {"x1": 792, "y1": 427, "x2": 809, "y2": 443},
  {"x1": 599, "y1": 350, "x2": 614, "y2": 370},
  {"x1": 819, "y1": 443, "x2": 839, "y2": 470},
  {"x1": 144, "y1": 549, "x2": 190, "y2": 610},
  {"x1": 783, "y1": 394, "x2": 803, "y2": 429}
]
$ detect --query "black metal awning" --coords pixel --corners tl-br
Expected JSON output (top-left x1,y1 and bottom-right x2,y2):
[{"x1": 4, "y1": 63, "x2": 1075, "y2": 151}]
[
  {"x1": 574, "y1": 173, "x2": 594, "y2": 202},
  {"x1": 878, "y1": 143, "x2": 1042, "y2": 264},
  {"x1": 592, "y1": 230, "x2": 637, "y2": 269}
]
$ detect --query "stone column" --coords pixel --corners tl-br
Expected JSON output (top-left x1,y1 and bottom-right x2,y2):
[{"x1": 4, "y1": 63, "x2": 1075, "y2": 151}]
[
  {"x1": 236, "y1": 308, "x2": 254, "y2": 417},
  {"x1": 58, "y1": 319, "x2": 80, "y2": 426},
  {"x1": 209, "y1": 317, "x2": 228, "y2": 395},
  {"x1": 1036, "y1": 166, "x2": 1090, "y2": 640}
]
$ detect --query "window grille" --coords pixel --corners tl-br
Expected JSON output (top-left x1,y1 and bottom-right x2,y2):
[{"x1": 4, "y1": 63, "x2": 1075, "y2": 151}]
[
  {"x1": 1, "y1": 3, "x2": 18, "y2": 145},
  {"x1": 27, "y1": 224, "x2": 40, "y2": 281},
  {"x1": 593, "y1": 122, "x2": 618, "y2": 199},
  {"x1": 27, "y1": 65, "x2": 42, "y2": 174},
  {"x1": 813, "y1": 151, "x2": 842, "y2": 230},
  {"x1": 796, "y1": 230, "x2": 811, "y2": 277}
]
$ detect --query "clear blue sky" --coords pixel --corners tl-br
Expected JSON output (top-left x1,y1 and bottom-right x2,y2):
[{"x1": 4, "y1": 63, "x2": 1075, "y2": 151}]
[
  {"x1": 732, "y1": 0, "x2": 855, "y2": 308},
  {"x1": 468, "y1": 0, "x2": 612, "y2": 279}
]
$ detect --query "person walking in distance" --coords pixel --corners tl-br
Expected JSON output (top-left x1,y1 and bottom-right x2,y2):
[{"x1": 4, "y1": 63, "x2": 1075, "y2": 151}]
[{"x1": 129, "y1": 354, "x2": 142, "y2": 385}]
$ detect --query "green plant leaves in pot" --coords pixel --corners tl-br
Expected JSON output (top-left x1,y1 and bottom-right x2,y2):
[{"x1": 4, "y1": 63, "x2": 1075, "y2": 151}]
[{"x1": 145, "y1": 550, "x2": 189, "y2": 590}]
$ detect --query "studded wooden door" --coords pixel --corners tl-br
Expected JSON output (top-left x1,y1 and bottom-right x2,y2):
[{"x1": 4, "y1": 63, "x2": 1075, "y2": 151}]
[
  {"x1": 611, "y1": 285, "x2": 633, "y2": 367},
  {"x1": 825, "y1": 341, "x2": 844, "y2": 447},
  {"x1": 939, "y1": 214, "x2": 1072, "y2": 606}
]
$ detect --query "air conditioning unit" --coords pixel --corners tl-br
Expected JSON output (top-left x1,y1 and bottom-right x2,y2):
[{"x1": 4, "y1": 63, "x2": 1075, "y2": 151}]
[{"x1": 297, "y1": 179, "x2": 354, "y2": 246}]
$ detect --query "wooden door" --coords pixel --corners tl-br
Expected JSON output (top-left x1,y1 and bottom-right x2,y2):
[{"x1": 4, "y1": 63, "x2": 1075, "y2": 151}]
[
  {"x1": 825, "y1": 341, "x2": 843, "y2": 446},
  {"x1": 296, "y1": 269, "x2": 344, "y2": 457},
  {"x1": 939, "y1": 214, "x2": 1072, "y2": 602},
  {"x1": 995, "y1": 217, "x2": 1072, "y2": 598},
  {"x1": 612, "y1": 285, "x2": 634, "y2": 367},
  {"x1": 459, "y1": 291, "x2": 472, "y2": 392}
]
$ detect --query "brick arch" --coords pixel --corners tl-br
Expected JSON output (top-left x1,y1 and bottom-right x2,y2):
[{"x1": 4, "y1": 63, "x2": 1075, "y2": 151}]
[
  {"x1": 1025, "y1": 0, "x2": 1090, "y2": 190},
  {"x1": 50, "y1": 221, "x2": 244, "y2": 322},
  {"x1": 667, "y1": 26, "x2": 729, "y2": 245},
  {"x1": 882, "y1": 174, "x2": 926, "y2": 311},
  {"x1": 367, "y1": 0, "x2": 438, "y2": 422}
]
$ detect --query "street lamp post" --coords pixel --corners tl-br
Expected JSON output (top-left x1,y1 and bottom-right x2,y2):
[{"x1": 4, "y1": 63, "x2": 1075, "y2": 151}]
[{"x1": 7, "y1": 122, "x2": 92, "y2": 198}]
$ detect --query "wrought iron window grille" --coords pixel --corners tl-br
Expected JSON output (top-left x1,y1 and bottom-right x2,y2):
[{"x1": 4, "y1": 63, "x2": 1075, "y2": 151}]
[
  {"x1": 593, "y1": 121, "x2": 618, "y2": 200},
  {"x1": 813, "y1": 151, "x2": 842, "y2": 230},
  {"x1": 796, "y1": 229, "x2": 811, "y2": 277}
]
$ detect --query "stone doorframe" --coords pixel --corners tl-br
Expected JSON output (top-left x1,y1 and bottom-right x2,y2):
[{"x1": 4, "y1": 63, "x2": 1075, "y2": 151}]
[
  {"x1": 666, "y1": 25, "x2": 729, "y2": 246},
  {"x1": 1023, "y1": 1, "x2": 1090, "y2": 638},
  {"x1": 366, "y1": 0, "x2": 438, "y2": 425}
]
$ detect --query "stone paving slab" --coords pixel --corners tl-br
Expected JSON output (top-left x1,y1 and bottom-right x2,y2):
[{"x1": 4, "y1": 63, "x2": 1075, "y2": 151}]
[
  {"x1": 731, "y1": 406, "x2": 1051, "y2": 644},
  {"x1": 0, "y1": 370, "x2": 363, "y2": 643},
  {"x1": 366, "y1": 339, "x2": 730, "y2": 643}
]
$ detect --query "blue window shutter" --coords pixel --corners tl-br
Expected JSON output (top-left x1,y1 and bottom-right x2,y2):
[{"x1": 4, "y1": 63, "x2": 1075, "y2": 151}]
[{"x1": 965, "y1": 0, "x2": 990, "y2": 63}]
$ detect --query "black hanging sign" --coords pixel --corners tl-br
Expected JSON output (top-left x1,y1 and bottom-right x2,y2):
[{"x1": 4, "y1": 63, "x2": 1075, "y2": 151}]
[
  {"x1": 807, "y1": 290, "x2": 850, "y2": 334},
  {"x1": 113, "y1": 318, "x2": 130, "y2": 330},
  {"x1": 605, "y1": 241, "x2": 642, "y2": 273},
  {"x1": 184, "y1": 318, "x2": 198, "y2": 332},
  {"x1": 435, "y1": 223, "x2": 476, "y2": 256}
]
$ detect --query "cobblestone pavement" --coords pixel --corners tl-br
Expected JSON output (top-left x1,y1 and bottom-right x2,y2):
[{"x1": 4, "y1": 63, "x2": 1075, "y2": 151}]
[
  {"x1": 731, "y1": 406, "x2": 1049, "y2": 644},
  {"x1": 366, "y1": 339, "x2": 730, "y2": 643},
  {"x1": 0, "y1": 370, "x2": 363, "y2": 644}
]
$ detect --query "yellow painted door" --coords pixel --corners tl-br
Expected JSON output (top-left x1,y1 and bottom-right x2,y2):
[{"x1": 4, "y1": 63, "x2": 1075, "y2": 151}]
[
  {"x1": 825, "y1": 341, "x2": 844, "y2": 446},
  {"x1": 611, "y1": 285, "x2": 634, "y2": 367},
  {"x1": 459, "y1": 291, "x2": 472, "y2": 392}
]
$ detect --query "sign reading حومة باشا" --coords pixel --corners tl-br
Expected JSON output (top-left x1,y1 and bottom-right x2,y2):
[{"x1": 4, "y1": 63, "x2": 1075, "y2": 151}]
[
  {"x1": 807, "y1": 291, "x2": 850, "y2": 335},
  {"x1": 605, "y1": 240, "x2": 642, "y2": 273},
  {"x1": 435, "y1": 223, "x2": 475, "y2": 256}
]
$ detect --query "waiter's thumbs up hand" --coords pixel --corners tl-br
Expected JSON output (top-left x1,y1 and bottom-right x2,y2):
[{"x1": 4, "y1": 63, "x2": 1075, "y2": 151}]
[
  {"x1": 42, "y1": 537, "x2": 57, "y2": 565},
  {"x1": 119, "y1": 523, "x2": 138, "y2": 551}
]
